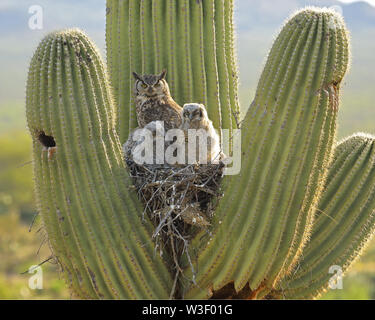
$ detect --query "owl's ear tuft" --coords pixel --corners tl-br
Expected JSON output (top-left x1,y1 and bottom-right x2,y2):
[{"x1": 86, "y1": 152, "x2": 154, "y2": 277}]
[
  {"x1": 199, "y1": 104, "x2": 206, "y2": 117},
  {"x1": 159, "y1": 69, "x2": 167, "y2": 80},
  {"x1": 132, "y1": 71, "x2": 142, "y2": 81}
]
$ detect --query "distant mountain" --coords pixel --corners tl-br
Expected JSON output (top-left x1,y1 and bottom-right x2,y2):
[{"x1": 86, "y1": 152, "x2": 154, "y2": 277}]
[{"x1": 0, "y1": 0, "x2": 374, "y2": 137}]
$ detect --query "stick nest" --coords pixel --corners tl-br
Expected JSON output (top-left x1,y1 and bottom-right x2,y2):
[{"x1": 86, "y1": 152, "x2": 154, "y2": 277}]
[{"x1": 125, "y1": 154, "x2": 225, "y2": 297}]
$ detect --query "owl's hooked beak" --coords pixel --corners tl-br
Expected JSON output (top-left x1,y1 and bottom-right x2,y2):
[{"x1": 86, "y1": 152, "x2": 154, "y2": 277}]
[{"x1": 147, "y1": 87, "x2": 156, "y2": 96}]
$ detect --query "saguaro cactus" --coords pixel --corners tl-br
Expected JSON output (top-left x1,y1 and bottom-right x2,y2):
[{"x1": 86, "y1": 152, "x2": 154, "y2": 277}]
[{"x1": 25, "y1": 1, "x2": 375, "y2": 300}]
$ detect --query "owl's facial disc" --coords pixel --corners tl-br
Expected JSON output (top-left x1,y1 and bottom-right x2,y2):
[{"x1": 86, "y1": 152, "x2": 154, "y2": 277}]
[
  {"x1": 134, "y1": 71, "x2": 168, "y2": 98},
  {"x1": 183, "y1": 110, "x2": 201, "y2": 122},
  {"x1": 137, "y1": 81, "x2": 156, "y2": 97},
  {"x1": 183, "y1": 104, "x2": 205, "y2": 122},
  {"x1": 192, "y1": 109, "x2": 202, "y2": 121},
  {"x1": 183, "y1": 111, "x2": 190, "y2": 119}
]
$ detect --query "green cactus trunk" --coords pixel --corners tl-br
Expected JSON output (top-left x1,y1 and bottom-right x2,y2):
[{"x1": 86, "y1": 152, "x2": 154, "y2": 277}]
[
  {"x1": 106, "y1": 0, "x2": 240, "y2": 142},
  {"x1": 26, "y1": 29, "x2": 173, "y2": 299},
  {"x1": 183, "y1": 8, "x2": 349, "y2": 298},
  {"x1": 268, "y1": 134, "x2": 375, "y2": 299}
]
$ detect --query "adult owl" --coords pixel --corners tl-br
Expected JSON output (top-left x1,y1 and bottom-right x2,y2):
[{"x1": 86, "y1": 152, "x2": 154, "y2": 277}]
[
  {"x1": 180, "y1": 103, "x2": 222, "y2": 164},
  {"x1": 133, "y1": 69, "x2": 182, "y2": 130}
]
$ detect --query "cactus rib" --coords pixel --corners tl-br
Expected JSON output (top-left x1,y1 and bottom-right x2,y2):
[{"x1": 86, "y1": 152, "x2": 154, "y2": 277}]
[
  {"x1": 270, "y1": 134, "x2": 375, "y2": 299},
  {"x1": 106, "y1": 0, "x2": 240, "y2": 142},
  {"x1": 26, "y1": 29, "x2": 173, "y2": 299},
  {"x1": 184, "y1": 8, "x2": 350, "y2": 299},
  {"x1": 26, "y1": 2, "x2": 375, "y2": 300}
]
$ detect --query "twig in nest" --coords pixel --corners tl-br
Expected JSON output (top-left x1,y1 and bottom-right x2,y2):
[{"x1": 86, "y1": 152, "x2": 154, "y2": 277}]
[{"x1": 125, "y1": 156, "x2": 224, "y2": 298}]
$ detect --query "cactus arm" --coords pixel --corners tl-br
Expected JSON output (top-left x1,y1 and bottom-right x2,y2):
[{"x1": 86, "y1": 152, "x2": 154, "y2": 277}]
[
  {"x1": 27, "y1": 38, "x2": 93, "y2": 298},
  {"x1": 209, "y1": 17, "x2": 314, "y2": 290},
  {"x1": 26, "y1": 30, "x2": 173, "y2": 299},
  {"x1": 268, "y1": 12, "x2": 342, "y2": 284},
  {"x1": 77, "y1": 35, "x2": 173, "y2": 297},
  {"x1": 271, "y1": 134, "x2": 375, "y2": 299},
  {"x1": 184, "y1": 8, "x2": 349, "y2": 299}
]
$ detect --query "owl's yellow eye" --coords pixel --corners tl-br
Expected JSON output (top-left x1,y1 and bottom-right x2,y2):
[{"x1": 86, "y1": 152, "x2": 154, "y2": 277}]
[{"x1": 141, "y1": 83, "x2": 147, "y2": 89}]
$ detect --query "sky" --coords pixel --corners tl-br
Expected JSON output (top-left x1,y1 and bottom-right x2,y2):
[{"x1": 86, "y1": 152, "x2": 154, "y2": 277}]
[{"x1": 339, "y1": 0, "x2": 375, "y2": 6}]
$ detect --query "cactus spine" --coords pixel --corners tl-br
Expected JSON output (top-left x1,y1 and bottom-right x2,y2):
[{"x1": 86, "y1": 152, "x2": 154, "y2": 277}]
[
  {"x1": 25, "y1": 2, "x2": 375, "y2": 300},
  {"x1": 269, "y1": 134, "x2": 375, "y2": 299},
  {"x1": 184, "y1": 8, "x2": 349, "y2": 298},
  {"x1": 26, "y1": 30, "x2": 173, "y2": 299},
  {"x1": 106, "y1": 0, "x2": 240, "y2": 142}
]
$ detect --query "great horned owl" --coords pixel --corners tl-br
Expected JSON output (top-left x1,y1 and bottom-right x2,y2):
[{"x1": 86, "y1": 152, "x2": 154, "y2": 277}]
[
  {"x1": 180, "y1": 103, "x2": 221, "y2": 164},
  {"x1": 133, "y1": 69, "x2": 182, "y2": 130}
]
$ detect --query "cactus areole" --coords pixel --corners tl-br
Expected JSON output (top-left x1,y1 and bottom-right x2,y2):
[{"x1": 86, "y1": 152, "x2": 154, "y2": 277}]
[{"x1": 25, "y1": 1, "x2": 375, "y2": 300}]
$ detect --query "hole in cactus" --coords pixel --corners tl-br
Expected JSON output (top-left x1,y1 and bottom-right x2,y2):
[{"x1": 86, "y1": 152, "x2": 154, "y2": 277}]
[
  {"x1": 36, "y1": 130, "x2": 57, "y2": 160},
  {"x1": 37, "y1": 130, "x2": 56, "y2": 148}
]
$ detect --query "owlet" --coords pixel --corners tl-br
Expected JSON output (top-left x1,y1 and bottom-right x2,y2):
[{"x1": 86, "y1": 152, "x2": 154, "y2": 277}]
[{"x1": 180, "y1": 103, "x2": 222, "y2": 164}]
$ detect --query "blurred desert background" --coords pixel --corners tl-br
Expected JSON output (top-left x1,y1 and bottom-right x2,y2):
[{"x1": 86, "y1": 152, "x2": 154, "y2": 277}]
[{"x1": 0, "y1": 0, "x2": 374, "y2": 299}]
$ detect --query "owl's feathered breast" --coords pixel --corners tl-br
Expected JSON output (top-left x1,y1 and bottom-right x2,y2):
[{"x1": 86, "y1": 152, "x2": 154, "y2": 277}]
[{"x1": 136, "y1": 97, "x2": 182, "y2": 129}]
